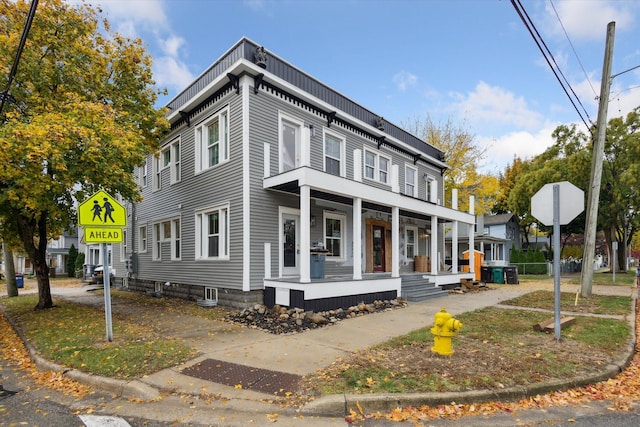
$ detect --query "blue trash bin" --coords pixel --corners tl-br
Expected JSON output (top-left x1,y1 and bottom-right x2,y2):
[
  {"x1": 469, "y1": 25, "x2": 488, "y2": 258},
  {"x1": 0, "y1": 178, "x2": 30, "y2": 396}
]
[
  {"x1": 310, "y1": 253, "x2": 326, "y2": 279},
  {"x1": 15, "y1": 273, "x2": 24, "y2": 288}
]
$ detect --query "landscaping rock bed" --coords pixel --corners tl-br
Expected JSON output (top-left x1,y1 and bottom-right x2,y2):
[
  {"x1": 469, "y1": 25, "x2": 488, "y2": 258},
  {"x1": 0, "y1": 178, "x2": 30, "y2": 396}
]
[{"x1": 226, "y1": 298, "x2": 407, "y2": 334}]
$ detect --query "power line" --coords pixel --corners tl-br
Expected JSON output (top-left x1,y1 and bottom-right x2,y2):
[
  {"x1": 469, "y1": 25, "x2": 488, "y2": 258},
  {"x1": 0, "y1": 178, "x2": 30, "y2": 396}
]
[
  {"x1": 510, "y1": 0, "x2": 592, "y2": 132},
  {"x1": 548, "y1": 0, "x2": 598, "y2": 98},
  {"x1": 0, "y1": 0, "x2": 39, "y2": 118}
]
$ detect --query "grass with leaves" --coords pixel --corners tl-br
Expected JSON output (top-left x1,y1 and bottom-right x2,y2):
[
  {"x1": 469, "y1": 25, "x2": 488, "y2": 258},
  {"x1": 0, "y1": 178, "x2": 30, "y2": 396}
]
[
  {"x1": 0, "y1": 294, "x2": 197, "y2": 378},
  {"x1": 303, "y1": 275, "x2": 634, "y2": 396}
]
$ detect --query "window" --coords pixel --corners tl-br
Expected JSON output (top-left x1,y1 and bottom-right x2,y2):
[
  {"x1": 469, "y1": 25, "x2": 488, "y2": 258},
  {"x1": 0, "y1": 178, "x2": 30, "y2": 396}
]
[
  {"x1": 324, "y1": 212, "x2": 346, "y2": 261},
  {"x1": 162, "y1": 221, "x2": 171, "y2": 240},
  {"x1": 195, "y1": 204, "x2": 229, "y2": 260},
  {"x1": 279, "y1": 114, "x2": 302, "y2": 172},
  {"x1": 121, "y1": 229, "x2": 128, "y2": 260},
  {"x1": 324, "y1": 131, "x2": 344, "y2": 176},
  {"x1": 139, "y1": 225, "x2": 147, "y2": 253},
  {"x1": 153, "y1": 156, "x2": 162, "y2": 191},
  {"x1": 425, "y1": 174, "x2": 435, "y2": 202},
  {"x1": 171, "y1": 139, "x2": 181, "y2": 183},
  {"x1": 162, "y1": 147, "x2": 171, "y2": 168},
  {"x1": 405, "y1": 165, "x2": 417, "y2": 197},
  {"x1": 172, "y1": 218, "x2": 181, "y2": 260},
  {"x1": 153, "y1": 223, "x2": 161, "y2": 260},
  {"x1": 405, "y1": 226, "x2": 418, "y2": 259},
  {"x1": 195, "y1": 108, "x2": 229, "y2": 173},
  {"x1": 140, "y1": 162, "x2": 148, "y2": 187},
  {"x1": 364, "y1": 149, "x2": 390, "y2": 184}
]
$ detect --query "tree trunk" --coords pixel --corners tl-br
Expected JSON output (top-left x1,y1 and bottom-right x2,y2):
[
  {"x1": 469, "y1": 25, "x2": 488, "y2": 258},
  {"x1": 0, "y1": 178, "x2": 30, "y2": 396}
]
[
  {"x1": 2, "y1": 242, "x2": 18, "y2": 297},
  {"x1": 33, "y1": 252, "x2": 52, "y2": 310}
]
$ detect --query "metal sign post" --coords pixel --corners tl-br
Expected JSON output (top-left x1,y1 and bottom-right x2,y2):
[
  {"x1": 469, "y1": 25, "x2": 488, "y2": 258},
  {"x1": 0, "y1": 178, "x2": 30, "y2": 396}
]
[
  {"x1": 79, "y1": 189, "x2": 126, "y2": 343},
  {"x1": 102, "y1": 242, "x2": 113, "y2": 342},
  {"x1": 552, "y1": 185, "x2": 561, "y2": 341},
  {"x1": 532, "y1": 181, "x2": 584, "y2": 341}
]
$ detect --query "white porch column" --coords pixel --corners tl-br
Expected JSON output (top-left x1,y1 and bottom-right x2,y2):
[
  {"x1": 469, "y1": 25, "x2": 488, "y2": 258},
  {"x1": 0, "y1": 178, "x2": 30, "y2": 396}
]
[
  {"x1": 353, "y1": 197, "x2": 362, "y2": 280},
  {"x1": 469, "y1": 195, "x2": 475, "y2": 276},
  {"x1": 452, "y1": 220, "x2": 459, "y2": 272},
  {"x1": 431, "y1": 215, "x2": 438, "y2": 273},
  {"x1": 452, "y1": 188, "x2": 458, "y2": 210},
  {"x1": 391, "y1": 164, "x2": 399, "y2": 193},
  {"x1": 300, "y1": 185, "x2": 311, "y2": 283},
  {"x1": 392, "y1": 206, "x2": 399, "y2": 278}
]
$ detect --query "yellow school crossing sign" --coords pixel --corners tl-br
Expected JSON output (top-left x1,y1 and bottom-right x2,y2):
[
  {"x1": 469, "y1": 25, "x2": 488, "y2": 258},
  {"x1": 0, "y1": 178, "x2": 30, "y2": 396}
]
[{"x1": 78, "y1": 190, "x2": 126, "y2": 243}]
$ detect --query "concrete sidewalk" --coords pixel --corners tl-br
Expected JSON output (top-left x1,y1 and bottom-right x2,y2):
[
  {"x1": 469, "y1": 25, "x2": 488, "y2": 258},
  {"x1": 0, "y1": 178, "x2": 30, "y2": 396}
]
[{"x1": 13, "y1": 279, "x2": 638, "y2": 425}]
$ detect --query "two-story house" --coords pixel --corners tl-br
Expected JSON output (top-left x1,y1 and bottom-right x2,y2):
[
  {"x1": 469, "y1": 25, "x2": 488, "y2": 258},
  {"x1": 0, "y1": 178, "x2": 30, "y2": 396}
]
[{"x1": 115, "y1": 38, "x2": 475, "y2": 310}]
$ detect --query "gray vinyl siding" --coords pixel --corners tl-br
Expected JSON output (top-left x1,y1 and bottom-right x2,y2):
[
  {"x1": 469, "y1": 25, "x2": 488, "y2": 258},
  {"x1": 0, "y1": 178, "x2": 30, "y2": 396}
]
[{"x1": 131, "y1": 89, "x2": 246, "y2": 290}]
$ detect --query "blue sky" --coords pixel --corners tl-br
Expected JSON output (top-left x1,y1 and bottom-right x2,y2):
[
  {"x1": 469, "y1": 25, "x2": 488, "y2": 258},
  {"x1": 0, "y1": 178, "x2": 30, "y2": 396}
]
[{"x1": 90, "y1": 0, "x2": 640, "y2": 174}]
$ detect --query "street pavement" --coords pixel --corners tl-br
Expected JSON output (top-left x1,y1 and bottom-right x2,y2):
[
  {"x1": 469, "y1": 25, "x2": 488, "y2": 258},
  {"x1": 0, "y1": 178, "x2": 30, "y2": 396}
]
[{"x1": 3, "y1": 277, "x2": 637, "y2": 426}]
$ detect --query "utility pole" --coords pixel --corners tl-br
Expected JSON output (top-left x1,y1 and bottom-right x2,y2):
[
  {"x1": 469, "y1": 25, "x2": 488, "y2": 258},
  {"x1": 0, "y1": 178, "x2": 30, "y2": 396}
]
[{"x1": 580, "y1": 21, "x2": 615, "y2": 297}]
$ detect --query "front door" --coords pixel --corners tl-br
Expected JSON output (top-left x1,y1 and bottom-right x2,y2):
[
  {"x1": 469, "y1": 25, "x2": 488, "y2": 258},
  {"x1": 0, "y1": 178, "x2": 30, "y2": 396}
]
[
  {"x1": 372, "y1": 225, "x2": 385, "y2": 272},
  {"x1": 282, "y1": 213, "x2": 300, "y2": 276}
]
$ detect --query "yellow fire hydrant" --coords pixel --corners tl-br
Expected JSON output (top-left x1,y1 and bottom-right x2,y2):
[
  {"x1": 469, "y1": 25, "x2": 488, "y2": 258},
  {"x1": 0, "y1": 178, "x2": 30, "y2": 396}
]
[{"x1": 430, "y1": 307, "x2": 463, "y2": 356}]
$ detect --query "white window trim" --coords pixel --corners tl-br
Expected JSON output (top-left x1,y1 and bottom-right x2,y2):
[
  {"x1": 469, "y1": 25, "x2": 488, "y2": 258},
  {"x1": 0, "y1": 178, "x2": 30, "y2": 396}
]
[
  {"x1": 195, "y1": 107, "x2": 230, "y2": 174},
  {"x1": 405, "y1": 225, "x2": 418, "y2": 259},
  {"x1": 323, "y1": 211, "x2": 347, "y2": 262},
  {"x1": 152, "y1": 223, "x2": 161, "y2": 260},
  {"x1": 140, "y1": 162, "x2": 148, "y2": 188},
  {"x1": 120, "y1": 229, "x2": 128, "y2": 261},
  {"x1": 425, "y1": 174, "x2": 435, "y2": 201},
  {"x1": 363, "y1": 149, "x2": 391, "y2": 185},
  {"x1": 405, "y1": 164, "x2": 417, "y2": 197},
  {"x1": 171, "y1": 217, "x2": 181, "y2": 260},
  {"x1": 170, "y1": 138, "x2": 181, "y2": 184},
  {"x1": 323, "y1": 129, "x2": 346, "y2": 177},
  {"x1": 153, "y1": 155, "x2": 161, "y2": 192},
  {"x1": 278, "y1": 112, "x2": 303, "y2": 173},
  {"x1": 195, "y1": 203, "x2": 230, "y2": 261},
  {"x1": 139, "y1": 225, "x2": 148, "y2": 253}
]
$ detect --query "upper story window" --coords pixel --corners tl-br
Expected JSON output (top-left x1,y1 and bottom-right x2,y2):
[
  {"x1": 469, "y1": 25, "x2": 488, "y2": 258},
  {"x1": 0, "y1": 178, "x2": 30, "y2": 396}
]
[
  {"x1": 195, "y1": 204, "x2": 230, "y2": 260},
  {"x1": 195, "y1": 108, "x2": 229, "y2": 173},
  {"x1": 153, "y1": 156, "x2": 162, "y2": 191},
  {"x1": 425, "y1": 174, "x2": 435, "y2": 202},
  {"x1": 364, "y1": 149, "x2": 390, "y2": 184},
  {"x1": 140, "y1": 162, "x2": 148, "y2": 188},
  {"x1": 405, "y1": 165, "x2": 417, "y2": 197},
  {"x1": 279, "y1": 113, "x2": 303, "y2": 172},
  {"x1": 324, "y1": 211, "x2": 346, "y2": 261},
  {"x1": 324, "y1": 131, "x2": 345, "y2": 177},
  {"x1": 171, "y1": 140, "x2": 181, "y2": 184}
]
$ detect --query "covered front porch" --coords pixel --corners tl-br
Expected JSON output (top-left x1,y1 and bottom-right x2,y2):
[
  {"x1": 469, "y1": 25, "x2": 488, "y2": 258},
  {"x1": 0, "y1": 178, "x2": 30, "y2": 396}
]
[{"x1": 261, "y1": 162, "x2": 476, "y2": 309}]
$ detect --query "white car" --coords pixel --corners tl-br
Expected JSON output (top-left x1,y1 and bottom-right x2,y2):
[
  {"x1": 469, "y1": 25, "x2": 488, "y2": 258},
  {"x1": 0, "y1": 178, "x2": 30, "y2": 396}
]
[{"x1": 91, "y1": 265, "x2": 115, "y2": 284}]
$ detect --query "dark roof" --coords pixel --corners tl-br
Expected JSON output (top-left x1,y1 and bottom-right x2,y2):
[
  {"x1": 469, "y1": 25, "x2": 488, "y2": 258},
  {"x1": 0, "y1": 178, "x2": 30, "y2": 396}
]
[
  {"x1": 483, "y1": 213, "x2": 518, "y2": 226},
  {"x1": 166, "y1": 37, "x2": 444, "y2": 162}
]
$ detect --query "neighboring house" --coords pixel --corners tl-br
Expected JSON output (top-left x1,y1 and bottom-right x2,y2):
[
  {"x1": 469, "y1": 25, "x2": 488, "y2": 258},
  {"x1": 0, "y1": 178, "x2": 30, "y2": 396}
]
[
  {"x1": 447, "y1": 213, "x2": 521, "y2": 267},
  {"x1": 114, "y1": 38, "x2": 475, "y2": 310},
  {"x1": 47, "y1": 229, "x2": 79, "y2": 276},
  {"x1": 477, "y1": 213, "x2": 520, "y2": 266}
]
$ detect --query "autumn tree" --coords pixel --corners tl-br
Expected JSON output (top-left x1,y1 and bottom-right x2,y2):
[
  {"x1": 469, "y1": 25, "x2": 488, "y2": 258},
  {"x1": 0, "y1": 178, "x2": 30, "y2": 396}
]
[
  {"x1": 401, "y1": 115, "x2": 498, "y2": 214},
  {"x1": 0, "y1": 0, "x2": 168, "y2": 309}
]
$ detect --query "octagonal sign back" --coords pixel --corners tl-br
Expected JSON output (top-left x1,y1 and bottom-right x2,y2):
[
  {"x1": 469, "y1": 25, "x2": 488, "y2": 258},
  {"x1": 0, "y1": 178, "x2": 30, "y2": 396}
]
[{"x1": 531, "y1": 181, "x2": 584, "y2": 226}]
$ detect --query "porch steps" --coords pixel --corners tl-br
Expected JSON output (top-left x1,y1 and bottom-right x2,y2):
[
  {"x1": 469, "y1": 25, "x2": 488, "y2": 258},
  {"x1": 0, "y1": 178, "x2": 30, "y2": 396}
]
[{"x1": 400, "y1": 274, "x2": 447, "y2": 302}]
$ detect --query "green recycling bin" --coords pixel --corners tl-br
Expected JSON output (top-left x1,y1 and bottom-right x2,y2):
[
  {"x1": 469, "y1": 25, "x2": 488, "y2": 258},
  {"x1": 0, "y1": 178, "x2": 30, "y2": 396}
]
[{"x1": 491, "y1": 266, "x2": 504, "y2": 284}]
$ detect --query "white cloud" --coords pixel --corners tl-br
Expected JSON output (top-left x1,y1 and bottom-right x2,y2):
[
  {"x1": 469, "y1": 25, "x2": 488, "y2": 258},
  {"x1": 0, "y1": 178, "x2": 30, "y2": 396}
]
[
  {"x1": 392, "y1": 71, "x2": 418, "y2": 92},
  {"x1": 153, "y1": 56, "x2": 195, "y2": 92},
  {"x1": 543, "y1": 0, "x2": 637, "y2": 41},
  {"x1": 450, "y1": 81, "x2": 544, "y2": 130},
  {"x1": 160, "y1": 35, "x2": 186, "y2": 57},
  {"x1": 477, "y1": 122, "x2": 559, "y2": 174}
]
